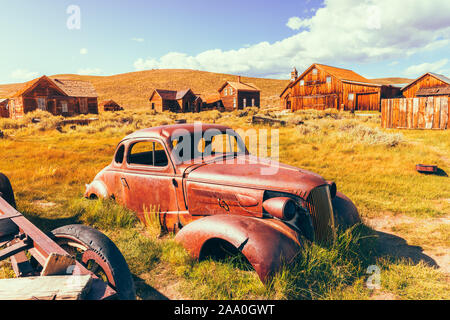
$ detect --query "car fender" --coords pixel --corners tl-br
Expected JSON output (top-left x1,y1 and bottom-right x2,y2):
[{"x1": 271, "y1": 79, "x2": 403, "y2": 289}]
[
  {"x1": 332, "y1": 192, "x2": 361, "y2": 229},
  {"x1": 84, "y1": 180, "x2": 109, "y2": 199},
  {"x1": 175, "y1": 214, "x2": 302, "y2": 282}
]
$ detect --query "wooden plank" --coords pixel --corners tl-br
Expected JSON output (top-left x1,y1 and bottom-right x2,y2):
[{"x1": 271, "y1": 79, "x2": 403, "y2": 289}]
[
  {"x1": 441, "y1": 97, "x2": 449, "y2": 129},
  {"x1": 433, "y1": 97, "x2": 441, "y2": 129},
  {"x1": 412, "y1": 98, "x2": 419, "y2": 129},
  {"x1": 406, "y1": 98, "x2": 413, "y2": 129},
  {"x1": 388, "y1": 99, "x2": 392, "y2": 128},
  {"x1": 0, "y1": 275, "x2": 92, "y2": 300},
  {"x1": 381, "y1": 100, "x2": 386, "y2": 128},
  {"x1": 418, "y1": 97, "x2": 426, "y2": 128},
  {"x1": 400, "y1": 98, "x2": 407, "y2": 128},
  {"x1": 41, "y1": 253, "x2": 76, "y2": 276},
  {"x1": 425, "y1": 97, "x2": 434, "y2": 129}
]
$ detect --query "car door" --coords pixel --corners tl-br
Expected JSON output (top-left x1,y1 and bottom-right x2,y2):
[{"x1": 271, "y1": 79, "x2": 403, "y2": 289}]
[{"x1": 121, "y1": 139, "x2": 179, "y2": 228}]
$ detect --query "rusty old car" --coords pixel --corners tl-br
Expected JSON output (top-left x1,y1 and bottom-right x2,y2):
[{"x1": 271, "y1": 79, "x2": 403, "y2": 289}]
[{"x1": 85, "y1": 123, "x2": 360, "y2": 281}]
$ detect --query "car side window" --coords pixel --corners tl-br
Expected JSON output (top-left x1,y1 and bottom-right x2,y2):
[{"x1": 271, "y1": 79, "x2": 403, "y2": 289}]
[
  {"x1": 115, "y1": 145, "x2": 125, "y2": 164},
  {"x1": 128, "y1": 140, "x2": 168, "y2": 167}
]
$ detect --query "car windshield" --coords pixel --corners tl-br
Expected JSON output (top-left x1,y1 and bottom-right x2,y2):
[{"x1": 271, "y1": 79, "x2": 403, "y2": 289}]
[{"x1": 170, "y1": 130, "x2": 247, "y2": 164}]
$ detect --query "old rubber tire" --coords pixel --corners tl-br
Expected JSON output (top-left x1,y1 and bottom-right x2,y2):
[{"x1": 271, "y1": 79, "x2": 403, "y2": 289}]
[
  {"x1": 51, "y1": 224, "x2": 136, "y2": 300},
  {"x1": 0, "y1": 172, "x2": 19, "y2": 237}
]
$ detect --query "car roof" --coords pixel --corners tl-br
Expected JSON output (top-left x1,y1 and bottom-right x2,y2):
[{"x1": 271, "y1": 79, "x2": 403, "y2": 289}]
[{"x1": 122, "y1": 123, "x2": 233, "y2": 141}]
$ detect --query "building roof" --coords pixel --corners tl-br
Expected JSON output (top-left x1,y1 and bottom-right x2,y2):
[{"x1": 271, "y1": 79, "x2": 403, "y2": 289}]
[
  {"x1": 11, "y1": 75, "x2": 97, "y2": 98},
  {"x1": 416, "y1": 86, "x2": 450, "y2": 96},
  {"x1": 203, "y1": 93, "x2": 221, "y2": 104},
  {"x1": 51, "y1": 78, "x2": 98, "y2": 98},
  {"x1": 0, "y1": 98, "x2": 8, "y2": 104},
  {"x1": 99, "y1": 99, "x2": 120, "y2": 106},
  {"x1": 150, "y1": 88, "x2": 195, "y2": 101},
  {"x1": 218, "y1": 81, "x2": 260, "y2": 93},
  {"x1": 401, "y1": 72, "x2": 450, "y2": 91}
]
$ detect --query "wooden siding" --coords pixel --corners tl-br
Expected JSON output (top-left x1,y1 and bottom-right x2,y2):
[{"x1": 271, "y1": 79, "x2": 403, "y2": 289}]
[
  {"x1": 381, "y1": 97, "x2": 449, "y2": 130},
  {"x1": 402, "y1": 74, "x2": 449, "y2": 98}
]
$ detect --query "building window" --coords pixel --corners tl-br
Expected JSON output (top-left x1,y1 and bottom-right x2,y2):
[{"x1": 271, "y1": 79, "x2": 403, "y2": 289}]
[
  {"x1": 348, "y1": 93, "x2": 354, "y2": 101},
  {"x1": 326, "y1": 76, "x2": 331, "y2": 83},
  {"x1": 230, "y1": 88, "x2": 233, "y2": 95},
  {"x1": 151, "y1": 103, "x2": 155, "y2": 110},
  {"x1": 252, "y1": 98, "x2": 255, "y2": 107},
  {"x1": 61, "y1": 101, "x2": 68, "y2": 113},
  {"x1": 233, "y1": 98, "x2": 237, "y2": 109},
  {"x1": 300, "y1": 80, "x2": 304, "y2": 86},
  {"x1": 224, "y1": 88, "x2": 227, "y2": 96},
  {"x1": 312, "y1": 68, "x2": 318, "y2": 75},
  {"x1": 243, "y1": 98, "x2": 247, "y2": 108}
]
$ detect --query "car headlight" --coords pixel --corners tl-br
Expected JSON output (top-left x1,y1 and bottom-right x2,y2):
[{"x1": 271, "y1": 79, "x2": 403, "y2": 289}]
[{"x1": 262, "y1": 197, "x2": 297, "y2": 220}]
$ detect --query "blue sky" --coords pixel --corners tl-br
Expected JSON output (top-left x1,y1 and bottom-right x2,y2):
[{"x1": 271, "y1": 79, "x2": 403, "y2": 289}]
[{"x1": 0, "y1": 0, "x2": 449, "y2": 85}]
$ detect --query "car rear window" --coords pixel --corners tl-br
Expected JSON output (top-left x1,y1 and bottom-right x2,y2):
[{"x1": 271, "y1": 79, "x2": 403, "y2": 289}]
[{"x1": 128, "y1": 141, "x2": 168, "y2": 167}]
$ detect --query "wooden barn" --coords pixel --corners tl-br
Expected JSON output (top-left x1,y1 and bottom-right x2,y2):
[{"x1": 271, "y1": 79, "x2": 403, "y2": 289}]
[
  {"x1": 100, "y1": 100, "x2": 123, "y2": 112},
  {"x1": 149, "y1": 88, "x2": 200, "y2": 113},
  {"x1": 7, "y1": 76, "x2": 98, "y2": 119},
  {"x1": 218, "y1": 76, "x2": 260, "y2": 111},
  {"x1": 280, "y1": 64, "x2": 401, "y2": 112},
  {"x1": 401, "y1": 72, "x2": 450, "y2": 98},
  {"x1": 0, "y1": 99, "x2": 9, "y2": 118}
]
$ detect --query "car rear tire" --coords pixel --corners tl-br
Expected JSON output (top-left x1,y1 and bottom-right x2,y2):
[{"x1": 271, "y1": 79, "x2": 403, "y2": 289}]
[
  {"x1": 0, "y1": 172, "x2": 19, "y2": 238},
  {"x1": 51, "y1": 224, "x2": 136, "y2": 300}
]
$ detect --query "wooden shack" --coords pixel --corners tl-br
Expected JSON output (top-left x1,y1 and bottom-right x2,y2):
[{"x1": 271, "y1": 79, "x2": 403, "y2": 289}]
[
  {"x1": 0, "y1": 99, "x2": 9, "y2": 118},
  {"x1": 280, "y1": 63, "x2": 401, "y2": 112},
  {"x1": 149, "y1": 88, "x2": 199, "y2": 113},
  {"x1": 381, "y1": 72, "x2": 449, "y2": 130},
  {"x1": 218, "y1": 76, "x2": 260, "y2": 111},
  {"x1": 100, "y1": 100, "x2": 123, "y2": 112},
  {"x1": 401, "y1": 72, "x2": 450, "y2": 98},
  {"x1": 7, "y1": 76, "x2": 98, "y2": 119},
  {"x1": 201, "y1": 93, "x2": 224, "y2": 111}
]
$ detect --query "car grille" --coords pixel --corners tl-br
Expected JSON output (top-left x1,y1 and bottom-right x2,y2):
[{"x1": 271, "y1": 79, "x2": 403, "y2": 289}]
[{"x1": 306, "y1": 185, "x2": 336, "y2": 244}]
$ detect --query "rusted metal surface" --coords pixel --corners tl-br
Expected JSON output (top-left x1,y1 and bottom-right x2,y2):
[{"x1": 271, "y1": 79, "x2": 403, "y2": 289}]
[
  {"x1": 86, "y1": 123, "x2": 361, "y2": 281},
  {"x1": 416, "y1": 164, "x2": 438, "y2": 174}
]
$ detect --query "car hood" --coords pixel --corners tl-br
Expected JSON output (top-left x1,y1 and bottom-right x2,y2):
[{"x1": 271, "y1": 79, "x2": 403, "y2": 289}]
[{"x1": 184, "y1": 155, "x2": 328, "y2": 200}]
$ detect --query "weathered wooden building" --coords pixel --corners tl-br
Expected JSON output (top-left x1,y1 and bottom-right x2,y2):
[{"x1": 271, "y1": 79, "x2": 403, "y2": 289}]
[
  {"x1": 280, "y1": 64, "x2": 401, "y2": 112},
  {"x1": 218, "y1": 77, "x2": 260, "y2": 111},
  {"x1": 6, "y1": 76, "x2": 98, "y2": 119},
  {"x1": 201, "y1": 93, "x2": 224, "y2": 111},
  {"x1": 401, "y1": 72, "x2": 450, "y2": 98},
  {"x1": 0, "y1": 99, "x2": 9, "y2": 118},
  {"x1": 381, "y1": 72, "x2": 449, "y2": 130},
  {"x1": 100, "y1": 100, "x2": 123, "y2": 112},
  {"x1": 149, "y1": 89, "x2": 200, "y2": 113}
]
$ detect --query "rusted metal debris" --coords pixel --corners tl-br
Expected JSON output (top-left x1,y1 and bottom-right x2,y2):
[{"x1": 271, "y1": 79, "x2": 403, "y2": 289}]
[
  {"x1": 416, "y1": 164, "x2": 438, "y2": 174},
  {"x1": 85, "y1": 123, "x2": 361, "y2": 282},
  {"x1": 252, "y1": 115, "x2": 286, "y2": 126}
]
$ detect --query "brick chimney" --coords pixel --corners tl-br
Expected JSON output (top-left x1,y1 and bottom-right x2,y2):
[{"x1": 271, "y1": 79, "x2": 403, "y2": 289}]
[{"x1": 237, "y1": 76, "x2": 241, "y2": 83}]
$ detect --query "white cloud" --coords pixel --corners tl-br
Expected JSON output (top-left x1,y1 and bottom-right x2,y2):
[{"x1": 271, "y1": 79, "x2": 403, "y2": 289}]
[
  {"x1": 11, "y1": 69, "x2": 39, "y2": 80},
  {"x1": 134, "y1": 0, "x2": 450, "y2": 78},
  {"x1": 131, "y1": 38, "x2": 145, "y2": 42},
  {"x1": 80, "y1": 48, "x2": 88, "y2": 55},
  {"x1": 286, "y1": 17, "x2": 310, "y2": 30},
  {"x1": 404, "y1": 59, "x2": 449, "y2": 77},
  {"x1": 77, "y1": 68, "x2": 102, "y2": 76}
]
